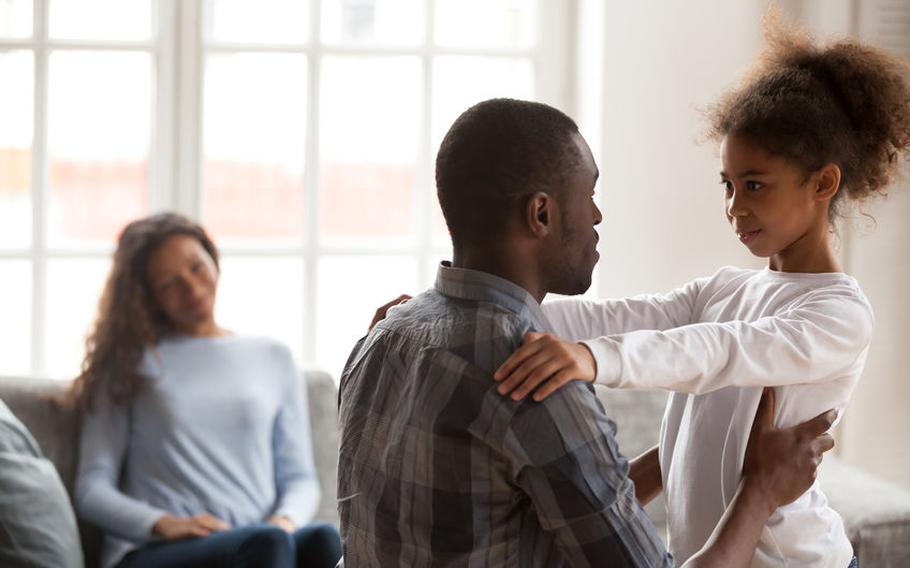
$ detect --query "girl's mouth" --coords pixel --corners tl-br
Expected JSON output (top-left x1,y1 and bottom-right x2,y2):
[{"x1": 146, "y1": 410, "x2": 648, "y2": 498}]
[{"x1": 738, "y1": 229, "x2": 761, "y2": 244}]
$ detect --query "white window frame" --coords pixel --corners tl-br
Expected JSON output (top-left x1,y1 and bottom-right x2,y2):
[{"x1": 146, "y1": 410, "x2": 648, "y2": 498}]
[
  {"x1": 0, "y1": 0, "x2": 177, "y2": 376},
  {"x1": 4, "y1": 0, "x2": 577, "y2": 378}
]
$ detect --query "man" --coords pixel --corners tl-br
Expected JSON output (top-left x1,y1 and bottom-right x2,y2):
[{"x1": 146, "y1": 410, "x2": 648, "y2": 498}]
[{"x1": 337, "y1": 98, "x2": 834, "y2": 566}]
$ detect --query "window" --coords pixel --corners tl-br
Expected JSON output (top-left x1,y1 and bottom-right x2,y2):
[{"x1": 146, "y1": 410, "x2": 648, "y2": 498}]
[{"x1": 1, "y1": 0, "x2": 575, "y2": 380}]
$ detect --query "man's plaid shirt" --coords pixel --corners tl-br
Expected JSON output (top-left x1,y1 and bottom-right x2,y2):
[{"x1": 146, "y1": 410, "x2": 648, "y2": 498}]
[{"x1": 337, "y1": 263, "x2": 673, "y2": 567}]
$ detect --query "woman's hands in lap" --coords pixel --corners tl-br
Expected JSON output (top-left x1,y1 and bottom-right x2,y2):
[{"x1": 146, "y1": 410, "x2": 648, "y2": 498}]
[
  {"x1": 152, "y1": 513, "x2": 229, "y2": 540},
  {"x1": 267, "y1": 515, "x2": 296, "y2": 533}
]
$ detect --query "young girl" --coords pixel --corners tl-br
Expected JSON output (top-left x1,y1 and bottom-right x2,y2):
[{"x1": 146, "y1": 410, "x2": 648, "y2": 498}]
[{"x1": 494, "y1": 26, "x2": 910, "y2": 568}]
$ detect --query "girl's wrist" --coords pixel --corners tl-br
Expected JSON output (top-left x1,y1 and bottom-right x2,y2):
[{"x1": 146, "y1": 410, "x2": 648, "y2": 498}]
[{"x1": 574, "y1": 342, "x2": 597, "y2": 383}]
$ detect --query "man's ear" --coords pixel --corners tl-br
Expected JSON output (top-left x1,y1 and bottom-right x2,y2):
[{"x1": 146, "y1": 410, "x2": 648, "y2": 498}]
[
  {"x1": 814, "y1": 163, "x2": 841, "y2": 203},
  {"x1": 525, "y1": 192, "x2": 554, "y2": 238}
]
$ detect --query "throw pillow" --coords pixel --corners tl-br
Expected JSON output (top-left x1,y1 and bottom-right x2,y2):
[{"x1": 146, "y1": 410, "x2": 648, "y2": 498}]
[{"x1": 0, "y1": 399, "x2": 83, "y2": 568}]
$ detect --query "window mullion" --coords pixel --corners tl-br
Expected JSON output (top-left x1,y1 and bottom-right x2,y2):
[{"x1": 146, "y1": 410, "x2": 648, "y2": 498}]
[
  {"x1": 150, "y1": 0, "x2": 178, "y2": 213},
  {"x1": 174, "y1": 0, "x2": 203, "y2": 218},
  {"x1": 302, "y1": 0, "x2": 323, "y2": 366},
  {"x1": 30, "y1": 0, "x2": 49, "y2": 376},
  {"x1": 416, "y1": 0, "x2": 437, "y2": 287}
]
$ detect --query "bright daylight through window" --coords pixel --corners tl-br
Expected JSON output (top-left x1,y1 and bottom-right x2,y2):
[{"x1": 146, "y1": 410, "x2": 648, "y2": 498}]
[{"x1": 0, "y1": 0, "x2": 571, "y2": 380}]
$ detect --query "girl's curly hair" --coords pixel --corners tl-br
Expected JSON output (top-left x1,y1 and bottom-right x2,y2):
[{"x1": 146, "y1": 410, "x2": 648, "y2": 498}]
[{"x1": 708, "y1": 17, "x2": 910, "y2": 219}]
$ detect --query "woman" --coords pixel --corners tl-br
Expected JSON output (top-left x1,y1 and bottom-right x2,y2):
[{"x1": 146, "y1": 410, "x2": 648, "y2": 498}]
[{"x1": 71, "y1": 212, "x2": 341, "y2": 568}]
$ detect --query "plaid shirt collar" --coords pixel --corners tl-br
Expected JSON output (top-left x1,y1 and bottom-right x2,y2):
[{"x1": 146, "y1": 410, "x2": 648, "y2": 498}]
[{"x1": 434, "y1": 261, "x2": 551, "y2": 332}]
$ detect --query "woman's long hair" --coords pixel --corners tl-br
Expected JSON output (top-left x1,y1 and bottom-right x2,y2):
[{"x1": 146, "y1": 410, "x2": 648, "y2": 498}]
[{"x1": 68, "y1": 212, "x2": 219, "y2": 412}]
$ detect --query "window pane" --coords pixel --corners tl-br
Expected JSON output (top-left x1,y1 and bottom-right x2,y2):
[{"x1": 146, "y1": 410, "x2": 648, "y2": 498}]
[
  {"x1": 0, "y1": 50, "x2": 32, "y2": 249},
  {"x1": 431, "y1": 55, "x2": 534, "y2": 244},
  {"x1": 0, "y1": 260, "x2": 31, "y2": 375},
  {"x1": 215, "y1": 257, "x2": 305, "y2": 363},
  {"x1": 0, "y1": 0, "x2": 32, "y2": 38},
  {"x1": 49, "y1": 0, "x2": 153, "y2": 41},
  {"x1": 202, "y1": 54, "x2": 307, "y2": 245},
  {"x1": 319, "y1": 56, "x2": 421, "y2": 243},
  {"x1": 321, "y1": 0, "x2": 423, "y2": 46},
  {"x1": 316, "y1": 255, "x2": 417, "y2": 377},
  {"x1": 45, "y1": 259, "x2": 110, "y2": 379},
  {"x1": 47, "y1": 51, "x2": 151, "y2": 247},
  {"x1": 435, "y1": 0, "x2": 537, "y2": 49},
  {"x1": 205, "y1": 0, "x2": 309, "y2": 45}
]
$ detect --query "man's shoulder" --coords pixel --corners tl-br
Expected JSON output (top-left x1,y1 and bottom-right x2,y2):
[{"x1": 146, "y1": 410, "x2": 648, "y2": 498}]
[
  {"x1": 372, "y1": 289, "x2": 530, "y2": 360},
  {"x1": 382, "y1": 289, "x2": 530, "y2": 332},
  {"x1": 510, "y1": 382, "x2": 615, "y2": 438}
]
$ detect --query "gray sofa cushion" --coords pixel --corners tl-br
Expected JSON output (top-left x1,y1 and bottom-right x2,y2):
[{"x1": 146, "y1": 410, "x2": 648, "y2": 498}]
[
  {"x1": 0, "y1": 399, "x2": 83, "y2": 568},
  {"x1": 301, "y1": 370, "x2": 340, "y2": 524},
  {"x1": 821, "y1": 457, "x2": 910, "y2": 567},
  {"x1": 594, "y1": 386, "x2": 668, "y2": 535}
]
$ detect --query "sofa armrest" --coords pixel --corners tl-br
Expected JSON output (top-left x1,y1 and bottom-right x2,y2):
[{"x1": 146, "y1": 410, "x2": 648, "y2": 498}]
[{"x1": 303, "y1": 370, "x2": 340, "y2": 526}]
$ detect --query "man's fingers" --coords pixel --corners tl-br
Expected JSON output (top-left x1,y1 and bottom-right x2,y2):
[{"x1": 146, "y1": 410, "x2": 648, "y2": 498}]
[
  {"x1": 533, "y1": 370, "x2": 575, "y2": 401},
  {"x1": 796, "y1": 409, "x2": 838, "y2": 438},
  {"x1": 510, "y1": 360, "x2": 564, "y2": 400},
  {"x1": 812, "y1": 432, "x2": 835, "y2": 455},
  {"x1": 753, "y1": 387, "x2": 776, "y2": 432}
]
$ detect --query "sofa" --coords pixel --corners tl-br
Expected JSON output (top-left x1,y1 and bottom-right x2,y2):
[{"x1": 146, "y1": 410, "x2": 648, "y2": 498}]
[
  {"x1": 2, "y1": 374, "x2": 909, "y2": 566},
  {"x1": 0, "y1": 371, "x2": 340, "y2": 568}
]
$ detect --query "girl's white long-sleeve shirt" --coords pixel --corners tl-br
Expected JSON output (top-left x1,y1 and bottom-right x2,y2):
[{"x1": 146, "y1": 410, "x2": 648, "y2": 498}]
[{"x1": 542, "y1": 266, "x2": 873, "y2": 568}]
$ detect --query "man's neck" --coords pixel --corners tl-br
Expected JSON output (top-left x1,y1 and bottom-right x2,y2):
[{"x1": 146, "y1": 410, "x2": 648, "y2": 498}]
[{"x1": 452, "y1": 246, "x2": 546, "y2": 303}]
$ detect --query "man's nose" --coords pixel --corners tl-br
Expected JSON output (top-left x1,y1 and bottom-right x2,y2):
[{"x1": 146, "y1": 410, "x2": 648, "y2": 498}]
[{"x1": 592, "y1": 201, "x2": 603, "y2": 225}]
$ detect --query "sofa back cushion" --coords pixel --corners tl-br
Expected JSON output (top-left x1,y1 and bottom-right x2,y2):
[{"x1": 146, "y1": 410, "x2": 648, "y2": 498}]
[{"x1": 0, "y1": 399, "x2": 83, "y2": 568}]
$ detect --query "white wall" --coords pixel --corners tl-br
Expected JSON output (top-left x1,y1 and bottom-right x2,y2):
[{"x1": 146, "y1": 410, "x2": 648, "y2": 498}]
[
  {"x1": 843, "y1": 187, "x2": 910, "y2": 490},
  {"x1": 591, "y1": 0, "x2": 910, "y2": 489},
  {"x1": 837, "y1": 0, "x2": 910, "y2": 494},
  {"x1": 595, "y1": 1, "x2": 765, "y2": 299}
]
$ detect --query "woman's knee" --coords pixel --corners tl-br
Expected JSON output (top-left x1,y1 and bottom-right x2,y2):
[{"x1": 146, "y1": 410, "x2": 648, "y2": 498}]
[
  {"x1": 294, "y1": 523, "x2": 341, "y2": 566},
  {"x1": 237, "y1": 525, "x2": 293, "y2": 565}
]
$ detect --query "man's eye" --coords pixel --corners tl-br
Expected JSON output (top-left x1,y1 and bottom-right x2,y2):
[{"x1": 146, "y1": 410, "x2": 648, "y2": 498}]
[
  {"x1": 720, "y1": 180, "x2": 733, "y2": 192},
  {"x1": 746, "y1": 181, "x2": 763, "y2": 191}
]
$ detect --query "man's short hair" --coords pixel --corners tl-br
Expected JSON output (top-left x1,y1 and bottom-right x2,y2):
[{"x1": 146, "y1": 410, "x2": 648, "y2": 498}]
[{"x1": 435, "y1": 98, "x2": 581, "y2": 248}]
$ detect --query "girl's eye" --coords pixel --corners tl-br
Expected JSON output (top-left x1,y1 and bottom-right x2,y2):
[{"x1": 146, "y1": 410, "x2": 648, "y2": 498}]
[
  {"x1": 746, "y1": 181, "x2": 763, "y2": 191},
  {"x1": 720, "y1": 180, "x2": 733, "y2": 192}
]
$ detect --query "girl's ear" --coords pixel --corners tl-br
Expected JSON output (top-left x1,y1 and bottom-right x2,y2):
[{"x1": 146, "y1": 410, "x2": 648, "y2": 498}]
[
  {"x1": 814, "y1": 163, "x2": 842, "y2": 202},
  {"x1": 525, "y1": 191, "x2": 554, "y2": 238}
]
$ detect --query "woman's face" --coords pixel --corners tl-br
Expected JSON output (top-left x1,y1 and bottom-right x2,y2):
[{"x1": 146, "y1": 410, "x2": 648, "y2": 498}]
[{"x1": 146, "y1": 234, "x2": 219, "y2": 335}]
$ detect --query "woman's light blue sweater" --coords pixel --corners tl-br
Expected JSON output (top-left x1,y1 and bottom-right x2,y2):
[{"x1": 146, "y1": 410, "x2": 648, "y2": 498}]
[{"x1": 75, "y1": 335, "x2": 320, "y2": 568}]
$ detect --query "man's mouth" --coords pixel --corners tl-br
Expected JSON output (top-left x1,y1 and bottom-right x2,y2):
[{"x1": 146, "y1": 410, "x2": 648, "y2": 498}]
[{"x1": 737, "y1": 229, "x2": 761, "y2": 244}]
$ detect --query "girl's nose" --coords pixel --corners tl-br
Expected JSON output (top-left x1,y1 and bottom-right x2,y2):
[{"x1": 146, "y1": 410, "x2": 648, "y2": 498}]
[{"x1": 726, "y1": 192, "x2": 747, "y2": 218}]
